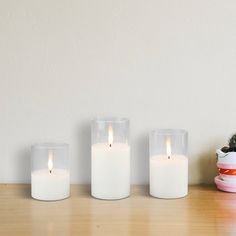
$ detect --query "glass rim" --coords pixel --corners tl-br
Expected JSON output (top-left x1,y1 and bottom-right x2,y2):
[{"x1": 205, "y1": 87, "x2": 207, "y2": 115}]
[
  {"x1": 91, "y1": 117, "x2": 129, "y2": 123},
  {"x1": 150, "y1": 129, "x2": 188, "y2": 136}
]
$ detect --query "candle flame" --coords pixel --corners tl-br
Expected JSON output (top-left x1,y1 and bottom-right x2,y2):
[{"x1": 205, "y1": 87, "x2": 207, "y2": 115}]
[
  {"x1": 166, "y1": 138, "x2": 171, "y2": 158},
  {"x1": 48, "y1": 150, "x2": 53, "y2": 173},
  {"x1": 108, "y1": 125, "x2": 113, "y2": 147}
]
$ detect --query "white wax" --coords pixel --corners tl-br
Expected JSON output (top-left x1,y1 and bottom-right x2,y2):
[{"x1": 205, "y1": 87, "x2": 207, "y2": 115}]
[
  {"x1": 92, "y1": 143, "x2": 130, "y2": 200},
  {"x1": 150, "y1": 155, "x2": 188, "y2": 199},
  {"x1": 31, "y1": 169, "x2": 70, "y2": 201}
]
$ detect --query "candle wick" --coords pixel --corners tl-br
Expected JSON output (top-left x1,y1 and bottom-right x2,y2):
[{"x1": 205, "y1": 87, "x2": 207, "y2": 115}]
[
  {"x1": 50, "y1": 170, "x2": 52, "y2": 174},
  {"x1": 109, "y1": 144, "x2": 111, "y2": 147},
  {"x1": 168, "y1": 156, "x2": 170, "y2": 159}
]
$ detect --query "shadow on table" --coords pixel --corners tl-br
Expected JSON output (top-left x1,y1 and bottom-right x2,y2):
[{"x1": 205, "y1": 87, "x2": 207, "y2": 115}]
[
  {"x1": 18, "y1": 185, "x2": 31, "y2": 199},
  {"x1": 72, "y1": 184, "x2": 91, "y2": 198},
  {"x1": 17, "y1": 148, "x2": 31, "y2": 199},
  {"x1": 198, "y1": 148, "x2": 218, "y2": 183},
  {"x1": 76, "y1": 120, "x2": 91, "y2": 188}
]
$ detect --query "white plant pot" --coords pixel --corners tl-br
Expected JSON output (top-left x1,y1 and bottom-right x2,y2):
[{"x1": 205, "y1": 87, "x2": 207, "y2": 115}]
[
  {"x1": 216, "y1": 149, "x2": 236, "y2": 168},
  {"x1": 216, "y1": 149, "x2": 236, "y2": 182}
]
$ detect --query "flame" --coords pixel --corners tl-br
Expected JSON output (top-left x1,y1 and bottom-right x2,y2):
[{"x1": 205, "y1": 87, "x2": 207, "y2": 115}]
[
  {"x1": 108, "y1": 125, "x2": 113, "y2": 147},
  {"x1": 48, "y1": 150, "x2": 53, "y2": 173},
  {"x1": 166, "y1": 138, "x2": 171, "y2": 158}
]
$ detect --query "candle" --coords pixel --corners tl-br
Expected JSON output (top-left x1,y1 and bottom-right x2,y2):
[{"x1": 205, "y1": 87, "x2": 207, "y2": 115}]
[
  {"x1": 150, "y1": 155, "x2": 188, "y2": 198},
  {"x1": 31, "y1": 144, "x2": 70, "y2": 201},
  {"x1": 149, "y1": 129, "x2": 188, "y2": 199},
  {"x1": 91, "y1": 118, "x2": 130, "y2": 200},
  {"x1": 31, "y1": 169, "x2": 70, "y2": 201}
]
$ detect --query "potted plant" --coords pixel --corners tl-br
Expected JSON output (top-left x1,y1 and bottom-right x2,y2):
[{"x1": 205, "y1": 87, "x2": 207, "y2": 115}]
[
  {"x1": 215, "y1": 134, "x2": 236, "y2": 192},
  {"x1": 216, "y1": 134, "x2": 236, "y2": 167}
]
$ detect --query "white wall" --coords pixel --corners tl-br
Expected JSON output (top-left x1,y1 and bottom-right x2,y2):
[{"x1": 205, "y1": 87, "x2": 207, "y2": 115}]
[{"x1": 0, "y1": 0, "x2": 235, "y2": 184}]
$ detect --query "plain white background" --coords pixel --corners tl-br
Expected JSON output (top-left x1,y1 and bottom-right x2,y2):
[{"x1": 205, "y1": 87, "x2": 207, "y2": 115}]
[{"x1": 0, "y1": 0, "x2": 236, "y2": 184}]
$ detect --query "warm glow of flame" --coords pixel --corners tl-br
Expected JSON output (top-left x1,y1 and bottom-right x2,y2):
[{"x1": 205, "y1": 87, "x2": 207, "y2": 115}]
[
  {"x1": 108, "y1": 125, "x2": 113, "y2": 146},
  {"x1": 48, "y1": 150, "x2": 53, "y2": 173},
  {"x1": 166, "y1": 138, "x2": 171, "y2": 158}
]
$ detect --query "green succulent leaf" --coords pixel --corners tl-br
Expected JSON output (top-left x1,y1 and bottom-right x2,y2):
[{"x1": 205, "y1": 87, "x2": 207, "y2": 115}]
[{"x1": 229, "y1": 134, "x2": 236, "y2": 149}]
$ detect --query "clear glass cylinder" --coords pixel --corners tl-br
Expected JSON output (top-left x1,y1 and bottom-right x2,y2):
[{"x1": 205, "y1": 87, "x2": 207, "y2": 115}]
[
  {"x1": 31, "y1": 143, "x2": 70, "y2": 201},
  {"x1": 149, "y1": 129, "x2": 188, "y2": 199},
  {"x1": 91, "y1": 117, "x2": 130, "y2": 200}
]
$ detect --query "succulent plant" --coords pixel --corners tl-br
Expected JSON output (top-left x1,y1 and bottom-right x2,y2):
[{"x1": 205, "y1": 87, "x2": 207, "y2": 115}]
[
  {"x1": 221, "y1": 146, "x2": 229, "y2": 153},
  {"x1": 221, "y1": 133, "x2": 236, "y2": 153},
  {"x1": 229, "y1": 134, "x2": 236, "y2": 149}
]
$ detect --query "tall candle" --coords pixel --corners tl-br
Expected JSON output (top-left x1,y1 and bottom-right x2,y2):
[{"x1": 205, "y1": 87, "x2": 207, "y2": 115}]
[
  {"x1": 92, "y1": 143, "x2": 130, "y2": 199},
  {"x1": 91, "y1": 118, "x2": 130, "y2": 200}
]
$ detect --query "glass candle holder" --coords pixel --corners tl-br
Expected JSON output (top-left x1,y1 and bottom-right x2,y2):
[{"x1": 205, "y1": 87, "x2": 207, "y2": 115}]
[
  {"x1": 149, "y1": 129, "x2": 188, "y2": 199},
  {"x1": 91, "y1": 117, "x2": 130, "y2": 200},
  {"x1": 31, "y1": 143, "x2": 70, "y2": 201}
]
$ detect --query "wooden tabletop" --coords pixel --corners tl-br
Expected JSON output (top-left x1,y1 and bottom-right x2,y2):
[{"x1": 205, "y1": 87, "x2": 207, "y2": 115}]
[{"x1": 0, "y1": 184, "x2": 235, "y2": 236}]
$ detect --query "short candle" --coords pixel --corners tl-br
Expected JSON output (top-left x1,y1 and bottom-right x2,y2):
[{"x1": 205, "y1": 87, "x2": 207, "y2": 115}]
[
  {"x1": 91, "y1": 118, "x2": 130, "y2": 200},
  {"x1": 149, "y1": 129, "x2": 188, "y2": 199},
  {"x1": 31, "y1": 143, "x2": 70, "y2": 201}
]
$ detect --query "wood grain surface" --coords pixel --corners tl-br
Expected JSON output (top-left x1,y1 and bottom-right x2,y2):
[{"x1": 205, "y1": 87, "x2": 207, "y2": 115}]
[{"x1": 0, "y1": 185, "x2": 235, "y2": 236}]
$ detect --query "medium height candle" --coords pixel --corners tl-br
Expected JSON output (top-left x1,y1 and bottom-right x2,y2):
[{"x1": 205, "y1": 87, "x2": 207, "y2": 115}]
[
  {"x1": 91, "y1": 118, "x2": 130, "y2": 200},
  {"x1": 31, "y1": 143, "x2": 70, "y2": 201},
  {"x1": 149, "y1": 129, "x2": 188, "y2": 199}
]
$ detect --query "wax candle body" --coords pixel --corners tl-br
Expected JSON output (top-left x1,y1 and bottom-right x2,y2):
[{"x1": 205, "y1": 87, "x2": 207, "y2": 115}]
[
  {"x1": 92, "y1": 143, "x2": 130, "y2": 200},
  {"x1": 31, "y1": 169, "x2": 70, "y2": 201},
  {"x1": 150, "y1": 155, "x2": 188, "y2": 199}
]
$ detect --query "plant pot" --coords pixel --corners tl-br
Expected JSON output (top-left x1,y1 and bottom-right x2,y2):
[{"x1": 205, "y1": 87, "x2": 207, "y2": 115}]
[
  {"x1": 215, "y1": 149, "x2": 236, "y2": 192},
  {"x1": 216, "y1": 149, "x2": 236, "y2": 169},
  {"x1": 215, "y1": 176, "x2": 236, "y2": 192}
]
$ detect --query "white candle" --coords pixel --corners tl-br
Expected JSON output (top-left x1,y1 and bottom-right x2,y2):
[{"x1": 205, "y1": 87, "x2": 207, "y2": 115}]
[
  {"x1": 31, "y1": 169, "x2": 70, "y2": 201},
  {"x1": 149, "y1": 139, "x2": 188, "y2": 199},
  {"x1": 31, "y1": 150, "x2": 70, "y2": 201},
  {"x1": 150, "y1": 155, "x2": 188, "y2": 198},
  {"x1": 92, "y1": 140, "x2": 130, "y2": 199}
]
